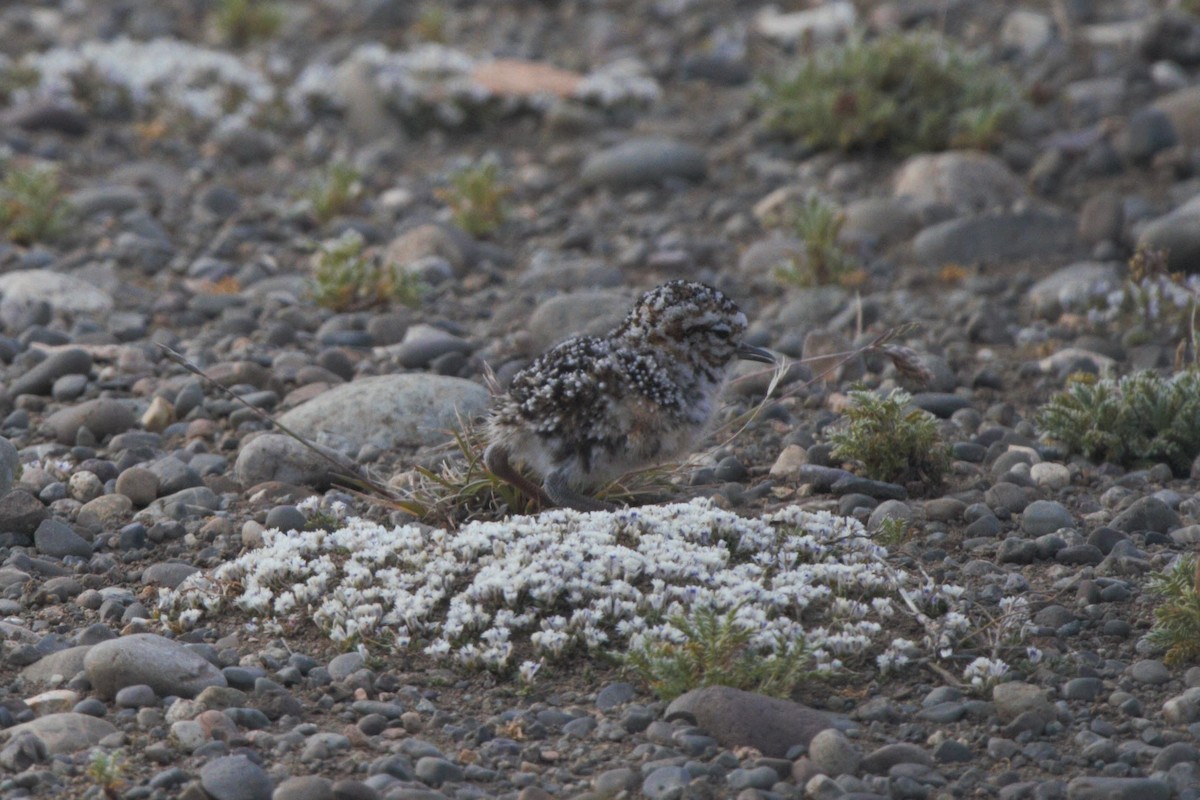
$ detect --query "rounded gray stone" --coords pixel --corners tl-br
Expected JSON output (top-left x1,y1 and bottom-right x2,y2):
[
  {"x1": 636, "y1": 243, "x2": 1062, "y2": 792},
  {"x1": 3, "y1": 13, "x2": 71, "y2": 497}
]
[
  {"x1": 807, "y1": 727, "x2": 861, "y2": 776},
  {"x1": 34, "y1": 518, "x2": 92, "y2": 559},
  {"x1": 200, "y1": 754, "x2": 273, "y2": 800},
  {"x1": 1130, "y1": 659, "x2": 1171, "y2": 686},
  {"x1": 2, "y1": 712, "x2": 117, "y2": 754},
  {"x1": 272, "y1": 775, "x2": 334, "y2": 800},
  {"x1": 141, "y1": 562, "x2": 199, "y2": 589},
  {"x1": 525, "y1": 290, "x2": 630, "y2": 353},
  {"x1": 1021, "y1": 500, "x2": 1074, "y2": 536},
  {"x1": 115, "y1": 467, "x2": 159, "y2": 506},
  {"x1": 9, "y1": 348, "x2": 93, "y2": 397},
  {"x1": 581, "y1": 137, "x2": 706, "y2": 188},
  {"x1": 83, "y1": 633, "x2": 227, "y2": 699},
  {"x1": 1111, "y1": 496, "x2": 1181, "y2": 534},
  {"x1": 993, "y1": 682, "x2": 1051, "y2": 723},
  {"x1": 1065, "y1": 776, "x2": 1169, "y2": 800},
  {"x1": 45, "y1": 399, "x2": 137, "y2": 444},
  {"x1": 414, "y1": 756, "x2": 462, "y2": 787},
  {"x1": 642, "y1": 765, "x2": 689, "y2": 800},
  {"x1": 0, "y1": 490, "x2": 50, "y2": 535},
  {"x1": 913, "y1": 211, "x2": 1080, "y2": 266},
  {"x1": 234, "y1": 433, "x2": 340, "y2": 489},
  {"x1": 276, "y1": 375, "x2": 488, "y2": 452},
  {"x1": 665, "y1": 685, "x2": 835, "y2": 758},
  {"x1": 0, "y1": 270, "x2": 113, "y2": 317}
]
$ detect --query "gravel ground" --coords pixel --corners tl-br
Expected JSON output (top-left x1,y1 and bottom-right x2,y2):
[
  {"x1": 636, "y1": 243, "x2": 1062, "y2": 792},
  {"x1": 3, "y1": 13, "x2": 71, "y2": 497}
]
[{"x1": 4, "y1": 1, "x2": 1200, "y2": 799}]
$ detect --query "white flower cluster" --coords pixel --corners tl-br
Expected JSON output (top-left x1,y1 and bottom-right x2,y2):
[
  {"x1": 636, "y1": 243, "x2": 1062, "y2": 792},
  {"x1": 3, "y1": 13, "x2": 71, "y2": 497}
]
[
  {"x1": 20, "y1": 37, "x2": 274, "y2": 125},
  {"x1": 1091, "y1": 272, "x2": 1200, "y2": 328},
  {"x1": 159, "y1": 499, "x2": 1015, "y2": 677},
  {"x1": 288, "y1": 43, "x2": 659, "y2": 126}
]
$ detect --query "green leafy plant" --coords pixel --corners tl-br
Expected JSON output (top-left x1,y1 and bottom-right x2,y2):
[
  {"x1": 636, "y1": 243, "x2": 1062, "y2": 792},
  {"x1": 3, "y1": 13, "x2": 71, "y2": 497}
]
[
  {"x1": 0, "y1": 162, "x2": 70, "y2": 245},
  {"x1": 1037, "y1": 370, "x2": 1200, "y2": 473},
  {"x1": 305, "y1": 163, "x2": 363, "y2": 225},
  {"x1": 776, "y1": 195, "x2": 861, "y2": 287},
  {"x1": 214, "y1": 0, "x2": 284, "y2": 48},
  {"x1": 1148, "y1": 555, "x2": 1200, "y2": 666},
  {"x1": 310, "y1": 230, "x2": 424, "y2": 312},
  {"x1": 86, "y1": 748, "x2": 126, "y2": 799},
  {"x1": 626, "y1": 604, "x2": 812, "y2": 701},
  {"x1": 437, "y1": 161, "x2": 509, "y2": 237},
  {"x1": 760, "y1": 31, "x2": 1020, "y2": 154},
  {"x1": 828, "y1": 389, "x2": 951, "y2": 485}
]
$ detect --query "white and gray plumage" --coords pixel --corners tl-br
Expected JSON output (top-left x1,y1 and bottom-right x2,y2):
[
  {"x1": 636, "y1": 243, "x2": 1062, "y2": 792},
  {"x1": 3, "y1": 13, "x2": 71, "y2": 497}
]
[{"x1": 484, "y1": 280, "x2": 774, "y2": 512}]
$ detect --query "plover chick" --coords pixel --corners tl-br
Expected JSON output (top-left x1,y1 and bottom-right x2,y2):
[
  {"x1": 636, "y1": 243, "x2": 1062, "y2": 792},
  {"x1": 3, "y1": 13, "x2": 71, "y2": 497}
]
[{"x1": 484, "y1": 279, "x2": 774, "y2": 512}]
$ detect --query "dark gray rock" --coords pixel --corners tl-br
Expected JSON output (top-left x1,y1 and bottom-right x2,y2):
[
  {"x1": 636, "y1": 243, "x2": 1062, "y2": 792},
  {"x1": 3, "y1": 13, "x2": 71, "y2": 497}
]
[
  {"x1": 913, "y1": 211, "x2": 1080, "y2": 266},
  {"x1": 1065, "y1": 777, "x2": 1169, "y2": 800},
  {"x1": 580, "y1": 137, "x2": 706, "y2": 188},
  {"x1": 9, "y1": 348, "x2": 92, "y2": 397},
  {"x1": 34, "y1": 518, "x2": 92, "y2": 559},
  {"x1": 0, "y1": 489, "x2": 48, "y2": 535},
  {"x1": 666, "y1": 686, "x2": 836, "y2": 758},
  {"x1": 200, "y1": 754, "x2": 273, "y2": 800},
  {"x1": 45, "y1": 399, "x2": 137, "y2": 444},
  {"x1": 1110, "y1": 496, "x2": 1181, "y2": 533}
]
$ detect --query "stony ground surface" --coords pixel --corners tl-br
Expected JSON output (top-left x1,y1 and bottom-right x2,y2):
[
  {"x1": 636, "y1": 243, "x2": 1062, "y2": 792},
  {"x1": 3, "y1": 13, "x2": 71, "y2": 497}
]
[{"x1": 5, "y1": 1, "x2": 1200, "y2": 799}]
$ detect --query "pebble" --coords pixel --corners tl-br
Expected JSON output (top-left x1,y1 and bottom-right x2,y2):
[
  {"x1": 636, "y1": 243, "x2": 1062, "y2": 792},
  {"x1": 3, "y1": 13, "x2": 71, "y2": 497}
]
[
  {"x1": 807, "y1": 728, "x2": 861, "y2": 776},
  {"x1": 580, "y1": 137, "x2": 706, "y2": 188},
  {"x1": 45, "y1": 398, "x2": 138, "y2": 444},
  {"x1": 912, "y1": 211, "x2": 1080, "y2": 265},
  {"x1": 234, "y1": 433, "x2": 339, "y2": 489},
  {"x1": 9, "y1": 347, "x2": 93, "y2": 397},
  {"x1": 666, "y1": 686, "x2": 834, "y2": 758},
  {"x1": 1021, "y1": 500, "x2": 1075, "y2": 536},
  {"x1": 200, "y1": 754, "x2": 274, "y2": 800},
  {"x1": 34, "y1": 518, "x2": 92, "y2": 558}
]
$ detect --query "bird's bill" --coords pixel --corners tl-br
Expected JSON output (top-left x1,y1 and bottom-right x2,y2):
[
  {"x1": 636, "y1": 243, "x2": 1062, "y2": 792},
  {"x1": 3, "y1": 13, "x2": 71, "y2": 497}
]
[{"x1": 736, "y1": 343, "x2": 776, "y2": 364}]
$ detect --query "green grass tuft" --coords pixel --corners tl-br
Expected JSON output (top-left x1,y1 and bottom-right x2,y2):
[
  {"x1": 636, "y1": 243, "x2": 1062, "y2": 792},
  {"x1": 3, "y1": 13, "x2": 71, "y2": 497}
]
[
  {"x1": 305, "y1": 163, "x2": 363, "y2": 226},
  {"x1": 309, "y1": 230, "x2": 424, "y2": 312},
  {"x1": 775, "y1": 195, "x2": 861, "y2": 287},
  {"x1": 1149, "y1": 555, "x2": 1200, "y2": 667},
  {"x1": 438, "y1": 161, "x2": 510, "y2": 237},
  {"x1": 626, "y1": 604, "x2": 812, "y2": 701},
  {"x1": 828, "y1": 388, "x2": 951, "y2": 486},
  {"x1": 0, "y1": 162, "x2": 70, "y2": 245},
  {"x1": 214, "y1": 0, "x2": 284, "y2": 48},
  {"x1": 1037, "y1": 369, "x2": 1200, "y2": 474},
  {"x1": 760, "y1": 31, "x2": 1020, "y2": 154}
]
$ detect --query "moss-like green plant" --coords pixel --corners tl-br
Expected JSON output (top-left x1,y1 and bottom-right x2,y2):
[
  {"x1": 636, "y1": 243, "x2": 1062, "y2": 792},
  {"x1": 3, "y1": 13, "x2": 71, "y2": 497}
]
[
  {"x1": 776, "y1": 195, "x2": 861, "y2": 287},
  {"x1": 760, "y1": 32, "x2": 1020, "y2": 154},
  {"x1": 828, "y1": 389, "x2": 951, "y2": 485},
  {"x1": 413, "y1": 5, "x2": 449, "y2": 43},
  {"x1": 626, "y1": 604, "x2": 811, "y2": 701},
  {"x1": 1037, "y1": 370, "x2": 1200, "y2": 473},
  {"x1": 0, "y1": 162, "x2": 69, "y2": 245},
  {"x1": 438, "y1": 161, "x2": 509, "y2": 237},
  {"x1": 305, "y1": 163, "x2": 362, "y2": 225},
  {"x1": 214, "y1": 0, "x2": 283, "y2": 48},
  {"x1": 1148, "y1": 555, "x2": 1200, "y2": 666},
  {"x1": 310, "y1": 230, "x2": 424, "y2": 312}
]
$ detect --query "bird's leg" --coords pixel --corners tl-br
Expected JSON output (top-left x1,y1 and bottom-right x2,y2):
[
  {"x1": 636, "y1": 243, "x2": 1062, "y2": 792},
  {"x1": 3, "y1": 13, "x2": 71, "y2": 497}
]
[
  {"x1": 483, "y1": 443, "x2": 552, "y2": 508},
  {"x1": 544, "y1": 470, "x2": 618, "y2": 513}
]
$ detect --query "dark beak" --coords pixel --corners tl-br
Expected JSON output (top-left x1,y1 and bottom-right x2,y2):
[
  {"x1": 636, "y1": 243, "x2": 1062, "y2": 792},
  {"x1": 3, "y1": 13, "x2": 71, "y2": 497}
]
[{"x1": 736, "y1": 343, "x2": 776, "y2": 364}]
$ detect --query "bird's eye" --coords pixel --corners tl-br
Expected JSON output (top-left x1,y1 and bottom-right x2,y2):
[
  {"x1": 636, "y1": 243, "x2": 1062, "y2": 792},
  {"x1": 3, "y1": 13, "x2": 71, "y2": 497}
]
[{"x1": 710, "y1": 325, "x2": 732, "y2": 339}]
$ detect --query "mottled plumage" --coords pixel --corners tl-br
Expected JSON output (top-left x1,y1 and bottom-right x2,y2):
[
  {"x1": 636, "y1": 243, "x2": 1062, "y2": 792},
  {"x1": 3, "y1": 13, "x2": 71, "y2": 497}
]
[{"x1": 485, "y1": 280, "x2": 773, "y2": 512}]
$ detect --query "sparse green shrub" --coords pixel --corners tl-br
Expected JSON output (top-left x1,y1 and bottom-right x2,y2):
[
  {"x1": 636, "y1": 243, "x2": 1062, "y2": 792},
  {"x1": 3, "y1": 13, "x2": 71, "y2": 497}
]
[
  {"x1": 414, "y1": 5, "x2": 449, "y2": 43},
  {"x1": 1148, "y1": 555, "x2": 1200, "y2": 666},
  {"x1": 310, "y1": 230, "x2": 424, "y2": 312},
  {"x1": 86, "y1": 748, "x2": 126, "y2": 799},
  {"x1": 626, "y1": 604, "x2": 811, "y2": 701},
  {"x1": 305, "y1": 163, "x2": 362, "y2": 225},
  {"x1": 828, "y1": 389, "x2": 951, "y2": 485},
  {"x1": 760, "y1": 31, "x2": 1020, "y2": 154},
  {"x1": 1037, "y1": 370, "x2": 1200, "y2": 473},
  {"x1": 438, "y1": 161, "x2": 509, "y2": 237},
  {"x1": 776, "y1": 195, "x2": 861, "y2": 287},
  {"x1": 0, "y1": 162, "x2": 69, "y2": 245},
  {"x1": 214, "y1": 0, "x2": 283, "y2": 48}
]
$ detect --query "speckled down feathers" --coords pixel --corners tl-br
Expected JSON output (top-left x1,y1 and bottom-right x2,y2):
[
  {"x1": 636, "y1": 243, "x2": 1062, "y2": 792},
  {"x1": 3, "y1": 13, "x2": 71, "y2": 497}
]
[{"x1": 487, "y1": 280, "x2": 754, "y2": 489}]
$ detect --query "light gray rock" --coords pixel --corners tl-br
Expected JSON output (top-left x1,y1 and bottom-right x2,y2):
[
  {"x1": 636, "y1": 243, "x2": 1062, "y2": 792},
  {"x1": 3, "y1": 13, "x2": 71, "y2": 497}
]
[
  {"x1": 1027, "y1": 261, "x2": 1121, "y2": 319},
  {"x1": 666, "y1": 686, "x2": 837, "y2": 758},
  {"x1": 83, "y1": 633, "x2": 227, "y2": 699},
  {"x1": 893, "y1": 151, "x2": 1027, "y2": 214},
  {"x1": 1137, "y1": 208, "x2": 1200, "y2": 274},
  {"x1": 525, "y1": 289, "x2": 630, "y2": 353},
  {"x1": 0, "y1": 270, "x2": 113, "y2": 317},
  {"x1": 1111, "y1": 496, "x2": 1181, "y2": 533},
  {"x1": 200, "y1": 754, "x2": 273, "y2": 800},
  {"x1": 234, "y1": 434, "x2": 343, "y2": 489},
  {"x1": 19, "y1": 645, "x2": 92, "y2": 687},
  {"x1": 993, "y1": 682, "x2": 1051, "y2": 723},
  {"x1": 277, "y1": 375, "x2": 488, "y2": 452},
  {"x1": 580, "y1": 137, "x2": 706, "y2": 188},
  {"x1": 754, "y1": 2, "x2": 855, "y2": 44},
  {"x1": 271, "y1": 775, "x2": 334, "y2": 800},
  {"x1": 807, "y1": 728, "x2": 861, "y2": 776},
  {"x1": 0, "y1": 713, "x2": 116, "y2": 754}
]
